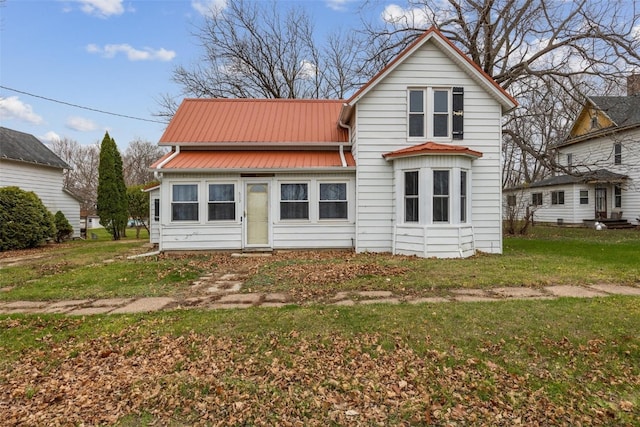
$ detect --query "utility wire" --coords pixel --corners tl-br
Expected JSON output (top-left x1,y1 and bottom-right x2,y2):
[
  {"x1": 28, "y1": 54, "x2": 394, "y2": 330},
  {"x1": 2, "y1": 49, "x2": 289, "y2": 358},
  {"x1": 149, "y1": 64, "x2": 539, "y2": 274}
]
[{"x1": 0, "y1": 85, "x2": 166, "y2": 124}]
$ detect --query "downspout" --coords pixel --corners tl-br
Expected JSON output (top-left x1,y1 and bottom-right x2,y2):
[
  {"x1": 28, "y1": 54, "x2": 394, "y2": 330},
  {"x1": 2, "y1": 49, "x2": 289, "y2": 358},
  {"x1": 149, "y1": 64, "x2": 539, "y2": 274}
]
[
  {"x1": 339, "y1": 144, "x2": 347, "y2": 167},
  {"x1": 153, "y1": 145, "x2": 181, "y2": 180}
]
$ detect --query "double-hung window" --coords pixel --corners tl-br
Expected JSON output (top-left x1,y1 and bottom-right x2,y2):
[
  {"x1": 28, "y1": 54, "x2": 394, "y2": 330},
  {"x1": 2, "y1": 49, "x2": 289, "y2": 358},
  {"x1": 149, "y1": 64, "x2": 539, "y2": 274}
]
[
  {"x1": 172, "y1": 184, "x2": 198, "y2": 221},
  {"x1": 404, "y1": 171, "x2": 419, "y2": 222},
  {"x1": 208, "y1": 184, "x2": 235, "y2": 221},
  {"x1": 280, "y1": 183, "x2": 309, "y2": 220},
  {"x1": 153, "y1": 199, "x2": 160, "y2": 222},
  {"x1": 409, "y1": 90, "x2": 425, "y2": 137},
  {"x1": 433, "y1": 170, "x2": 449, "y2": 222},
  {"x1": 551, "y1": 191, "x2": 564, "y2": 205},
  {"x1": 408, "y1": 87, "x2": 463, "y2": 139},
  {"x1": 614, "y1": 143, "x2": 622, "y2": 165},
  {"x1": 532, "y1": 193, "x2": 543, "y2": 206},
  {"x1": 614, "y1": 185, "x2": 622, "y2": 208},
  {"x1": 580, "y1": 190, "x2": 589, "y2": 205},
  {"x1": 319, "y1": 183, "x2": 347, "y2": 219},
  {"x1": 460, "y1": 171, "x2": 467, "y2": 223}
]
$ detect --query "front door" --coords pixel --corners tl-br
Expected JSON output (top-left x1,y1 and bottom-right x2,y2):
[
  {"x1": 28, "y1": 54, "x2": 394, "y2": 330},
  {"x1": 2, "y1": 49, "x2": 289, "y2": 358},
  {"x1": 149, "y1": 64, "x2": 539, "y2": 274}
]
[
  {"x1": 595, "y1": 187, "x2": 607, "y2": 219},
  {"x1": 245, "y1": 183, "x2": 270, "y2": 247}
]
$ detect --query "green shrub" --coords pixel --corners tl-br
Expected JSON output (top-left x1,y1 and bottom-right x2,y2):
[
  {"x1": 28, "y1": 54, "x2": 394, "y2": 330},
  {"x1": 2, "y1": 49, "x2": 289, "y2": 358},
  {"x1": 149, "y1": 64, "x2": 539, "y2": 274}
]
[
  {"x1": 0, "y1": 186, "x2": 56, "y2": 251},
  {"x1": 54, "y1": 210, "x2": 73, "y2": 243}
]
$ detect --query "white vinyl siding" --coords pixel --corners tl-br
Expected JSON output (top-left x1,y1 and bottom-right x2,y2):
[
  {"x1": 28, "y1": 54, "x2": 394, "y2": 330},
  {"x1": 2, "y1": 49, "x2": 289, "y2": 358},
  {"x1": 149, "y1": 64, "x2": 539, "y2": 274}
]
[
  {"x1": 355, "y1": 40, "x2": 504, "y2": 256},
  {"x1": 0, "y1": 159, "x2": 81, "y2": 238}
]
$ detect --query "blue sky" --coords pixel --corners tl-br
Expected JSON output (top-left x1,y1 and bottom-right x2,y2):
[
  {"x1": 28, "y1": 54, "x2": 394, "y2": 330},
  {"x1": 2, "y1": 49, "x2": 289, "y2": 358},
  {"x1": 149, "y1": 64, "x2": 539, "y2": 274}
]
[{"x1": 0, "y1": 0, "x2": 388, "y2": 149}]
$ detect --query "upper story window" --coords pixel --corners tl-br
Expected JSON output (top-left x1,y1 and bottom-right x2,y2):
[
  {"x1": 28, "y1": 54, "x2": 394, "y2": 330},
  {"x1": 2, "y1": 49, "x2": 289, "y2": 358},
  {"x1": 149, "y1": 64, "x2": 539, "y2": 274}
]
[
  {"x1": 208, "y1": 183, "x2": 235, "y2": 221},
  {"x1": 614, "y1": 143, "x2": 622, "y2": 165},
  {"x1": 280, "y1": 183, "x2": 309, "y2": 220},
  {"x1": 567, "y1": 153, "x2": 573, "y2": 169},
  {"x1": 404, "y1": 171, "x2": 419, "y2": 222},
  {"x1": 408, "y1": 87, "x2": 464, "y2": 140},
  {"x1": 172, "y1": 184, "x2": 198, "y2": 221},
  {"x1": 319, "y1": 183, "x2": 348, "y2": 220}
]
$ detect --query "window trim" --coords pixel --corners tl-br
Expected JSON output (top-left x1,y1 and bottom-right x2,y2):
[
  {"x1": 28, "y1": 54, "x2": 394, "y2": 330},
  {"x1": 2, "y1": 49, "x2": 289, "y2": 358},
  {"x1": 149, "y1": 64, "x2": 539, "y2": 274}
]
[
  {"x1": 460, "y1": 170, "x2": 467, "y2": 223},
  {"x1": 532, "y1": 192, "x2": 543, "y2": 206},
  {"x1": 407, "y1": 87, "x2": 454, "y2": 140},
  {"x1": 318, "y1": 182, "x2": 348, "y2": 220},
  {"x1": 579, "y1": 190, "x2": 589, "y2": 205},
  {"x1": 279, "y1": 182, "x2": 310, "y2": 221},
  {"x1": 207, "y1": 182, "x2": 236, "y2": 222},
  {"x1": 433, "y1": 170, "x2": 450, "y2": 223},
  {"x1": 614, "y1": 143, "x2": 622, "y2": 165},
  {"x1": 551, "y1": 190, "x2": 565, "y2": 205},
  {"x1": 404, "y1": 170, "x2": 419, "y2": 223},
  {"x1": 153, "y1": 198, "x2": 160, "y2": 222},
  {"x1": 171, "y1": 183, "x2": 199, "y2": 222}
]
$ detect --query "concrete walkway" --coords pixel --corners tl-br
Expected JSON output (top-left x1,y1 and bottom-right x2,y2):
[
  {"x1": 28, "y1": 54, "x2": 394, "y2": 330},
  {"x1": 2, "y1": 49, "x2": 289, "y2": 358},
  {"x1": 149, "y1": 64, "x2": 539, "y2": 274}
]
[{"x1": 1, "y1": 279, "x2": 639, "y2": 315}]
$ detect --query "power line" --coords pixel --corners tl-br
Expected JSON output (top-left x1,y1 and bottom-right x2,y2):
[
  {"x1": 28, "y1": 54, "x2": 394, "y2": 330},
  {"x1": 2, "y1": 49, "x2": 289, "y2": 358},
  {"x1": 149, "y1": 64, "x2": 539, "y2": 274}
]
[{"x1": 0, "y1": 85, "x2": 166, "y2": 124}]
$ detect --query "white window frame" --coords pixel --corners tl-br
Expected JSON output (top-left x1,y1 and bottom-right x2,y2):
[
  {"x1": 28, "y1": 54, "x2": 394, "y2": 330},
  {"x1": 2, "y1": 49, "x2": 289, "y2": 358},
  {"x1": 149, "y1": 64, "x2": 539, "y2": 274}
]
[
  {"x1": 171, "y1": 183, "x2": 199, "y2": 222},
  {"x1": 404, "y1": 170, "x2": 419, "y2": 223},
  {"x1": 318, "y1": 182, "x2": 348, "y2": 220},
  {"x1": 207, "y1": 182, "x2": 237, "y2": 222},
  {"x1": 279, "y1": 182, "x2": 310, "y2": 221},
  {"x1": 432, "y1": 170, "x2": 450, "y2": 223},
  {"x1": 407, "y1": 87, "x2": 452, "y2": 140}
]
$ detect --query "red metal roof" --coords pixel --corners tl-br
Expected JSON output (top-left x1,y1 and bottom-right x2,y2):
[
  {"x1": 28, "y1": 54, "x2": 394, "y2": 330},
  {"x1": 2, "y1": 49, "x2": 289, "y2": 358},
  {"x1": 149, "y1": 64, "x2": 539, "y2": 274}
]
[
  {"x1": 160, "y1": 99, "x2": 348, "y2": 145},
  {"x1": 382, "y1": 142, "x2": 483, "y2": 160},
  {"x1": 152, "y1": 150, "x2": 355, "y2": 170}
]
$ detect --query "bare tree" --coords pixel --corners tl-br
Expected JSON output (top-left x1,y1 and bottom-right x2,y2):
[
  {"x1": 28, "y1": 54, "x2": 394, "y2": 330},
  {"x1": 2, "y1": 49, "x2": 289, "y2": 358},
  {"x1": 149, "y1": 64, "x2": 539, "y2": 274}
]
[
  {"x1": 50, "y1": 138, "x2": 100, "y2": 212},
  {"x1": 156, "y1": 0, "x2": 368, "y2": 118},
  {"x1": 363, "y1": 0, "x2": 640, "y2": 184},
  {"x1": 122, "y1": 139, "x2": 166, "y2": 187}
]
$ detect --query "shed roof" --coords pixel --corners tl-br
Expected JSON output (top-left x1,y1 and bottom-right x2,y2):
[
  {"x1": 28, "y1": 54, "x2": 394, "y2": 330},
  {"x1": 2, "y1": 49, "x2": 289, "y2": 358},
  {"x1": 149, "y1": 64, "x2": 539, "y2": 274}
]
[
  {"x1": 151, "y1": 149, "x2": 355, "y2": 171},
  {"x1": 159, "y1": 99, "x2": 348, "y2": 145},
  {"x1": 0, "y1": 126, "x2": 70, "y2": 169}
]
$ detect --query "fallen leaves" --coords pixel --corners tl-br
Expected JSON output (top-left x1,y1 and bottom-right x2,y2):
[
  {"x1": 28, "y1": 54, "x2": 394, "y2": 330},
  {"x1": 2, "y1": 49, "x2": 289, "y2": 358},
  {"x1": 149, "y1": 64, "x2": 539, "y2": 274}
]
[{"x1": 1, "y1": 322, "x2": 638, "y2": 426}]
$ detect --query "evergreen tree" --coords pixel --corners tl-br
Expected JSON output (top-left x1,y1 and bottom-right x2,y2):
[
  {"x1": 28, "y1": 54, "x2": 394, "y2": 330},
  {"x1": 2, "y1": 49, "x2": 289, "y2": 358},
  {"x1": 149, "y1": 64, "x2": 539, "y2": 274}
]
[
  {"x1": 97, "y1": 132, "x2": 127, "y2": 240},
  {"x1": 53, "y1": 210, "x2": 73, "y2": 243}
]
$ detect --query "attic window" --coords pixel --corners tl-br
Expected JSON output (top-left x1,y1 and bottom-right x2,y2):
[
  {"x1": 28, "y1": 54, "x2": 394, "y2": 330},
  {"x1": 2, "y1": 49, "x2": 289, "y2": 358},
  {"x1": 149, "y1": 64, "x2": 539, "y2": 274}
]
[{"x1": 590, "y1": 115, "x2": 598, "y2": 129}]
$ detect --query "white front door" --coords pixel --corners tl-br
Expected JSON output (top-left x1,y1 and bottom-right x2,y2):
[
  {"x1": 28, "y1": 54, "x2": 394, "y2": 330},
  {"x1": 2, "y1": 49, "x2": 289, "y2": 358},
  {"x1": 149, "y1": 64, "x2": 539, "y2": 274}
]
[{"x1": 245, "y1": 182, "x2": 270, "y2": 247}]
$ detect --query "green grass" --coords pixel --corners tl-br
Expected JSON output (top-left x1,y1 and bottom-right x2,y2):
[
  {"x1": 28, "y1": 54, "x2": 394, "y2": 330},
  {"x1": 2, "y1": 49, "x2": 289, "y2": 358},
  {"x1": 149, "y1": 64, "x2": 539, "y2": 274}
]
[{"x1": 0, "y1": 297, "x2": 638, "y2": 424}]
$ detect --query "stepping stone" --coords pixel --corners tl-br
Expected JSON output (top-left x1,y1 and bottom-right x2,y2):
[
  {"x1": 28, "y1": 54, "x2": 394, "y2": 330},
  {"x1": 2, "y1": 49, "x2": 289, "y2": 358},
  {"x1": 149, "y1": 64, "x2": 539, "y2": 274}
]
[
  {"x1": 359, "y1": 298, "x2": 400, "y2": 305},
  {"x1": 110, "y1": 297, "x2": 175, "y2": 314},
  {"x1": 356, "y1": 291, "x2": 393, "y2": 298},
  {"x1": 587, "y1": 284, "x2": 640, "y2": 296},
  {"x1": 408, "y1": 297, "x2": 450, "y2": 304},
  {"x1": 91, "y1": 298, "x2": 133, "y2": 307},
  {"x1": 207, "y1": 303, "x2": 253, "y2": 310},
  {"x1": 452, "y1": 295, "x2": 498, "y2": 302},
  {"x1": 331, "y1": 292, "x2": 350, "y2": 301},
  {"x1": 68, "y1": 306, "x2": 115, "y2": 315},
  {"x1": 42, "y1": 300, "x2": 91, "y2": 314},
  {"x1": 333, "y1": 299, "x2": 355, "y2": 306},
  {"x1": 544, "y1": 285, "x2": 607, "y2": 298},
  {"x1": 2, "y1": 301, "x2": 47, "y2": 309},
  {"x1": 260, "y1": 302, "x2": 290, "y2": 308},
  {"x1": 451, "y1": 289, "x2": 488, "y2": 296},
  {"x1": 219, "y1": 273, "x2": 239, "y2": 280},
  {"x1": 491, "y1": 287, "x2": 546, "y2": 298},
  {"x1": 264, "y1": 293, "x2": 289, "y2": 303},
  {"x1": 218, "y1": 294, "x2": 263, "y2": 304}
]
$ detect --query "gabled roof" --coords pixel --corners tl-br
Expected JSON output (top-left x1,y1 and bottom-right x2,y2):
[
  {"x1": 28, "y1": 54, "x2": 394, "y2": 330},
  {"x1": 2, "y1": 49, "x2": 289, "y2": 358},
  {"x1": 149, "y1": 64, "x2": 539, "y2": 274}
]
[
  {"x1": 151, "y1": 150, "x2": 355, "y2": 171},
  {"x1": 382, "y1": 141, "x2": 482, "y2": 160},
  {"x1": 560, "y1": 95, "x2": 640, "y2": 146},
  {"x1": 340, "y1": 27, "x2": 517, "y2": 124},
  {"x1": 589, "y1": 96, "x2": 640, "y2": 128},
  {"x1": 160, "y1": 99, "x2": 348, "y2": 146},
  {"x1": 0, "y1": 126, "x2": 70, "y2": 169}
]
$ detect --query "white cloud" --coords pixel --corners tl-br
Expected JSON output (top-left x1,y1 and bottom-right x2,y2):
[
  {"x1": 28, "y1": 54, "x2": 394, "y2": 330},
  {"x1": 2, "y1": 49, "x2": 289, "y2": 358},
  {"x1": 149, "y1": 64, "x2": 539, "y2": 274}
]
[
  {"x1": 86, "y1": 44, "x2": 176, "y2": 62},
  {"x1": 0, "y1": 96, "x2": 43, "y2": 125},
  {"x1": 298, "y1": 60, "x2": 317, "y2": 80},
  {"x1": 41, "y1": 131, "x2": 62, "y2": 143},
  {"x1": 66, "y1": 116, "x2": 97, "y2": 132},
  {"x1": 192, "y1": 0, "x2": 227, "y2": 17},
  {"x1": 382, "y1": 4, "x2": 431, "y2": 28},
  {"x1": 326, "y1": 0, "x2": 352, "y2": 12},
  {"x1": 73, "y1": 0, "x2": 126, "y2": 18}
]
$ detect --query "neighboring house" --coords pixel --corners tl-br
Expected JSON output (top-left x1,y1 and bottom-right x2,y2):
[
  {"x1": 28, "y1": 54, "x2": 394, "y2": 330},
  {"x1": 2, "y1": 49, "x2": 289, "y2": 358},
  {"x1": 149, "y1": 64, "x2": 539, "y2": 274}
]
[
  {"x1": 504, "y1": 76, "x2": 640, "y2": 227},
  {"x1": 150, "y1": 28, "x2": 517, "y2": 258},
  {"x1": 0, "y1": 126, "x2": 82, "y2": 238}
]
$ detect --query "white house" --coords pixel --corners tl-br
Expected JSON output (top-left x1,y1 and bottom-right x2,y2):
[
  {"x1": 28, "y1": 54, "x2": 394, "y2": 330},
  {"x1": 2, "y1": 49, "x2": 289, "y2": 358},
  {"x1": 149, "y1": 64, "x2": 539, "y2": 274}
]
[
  {"x1": 150, "y1": 28, "x2": 517, "y2": 258},
  {"x1": 504, "y1": 76, "x2": 640, "y2": 228},
  {"x1": 0, "y1": 127, "x2": 82, "y2": 238}
]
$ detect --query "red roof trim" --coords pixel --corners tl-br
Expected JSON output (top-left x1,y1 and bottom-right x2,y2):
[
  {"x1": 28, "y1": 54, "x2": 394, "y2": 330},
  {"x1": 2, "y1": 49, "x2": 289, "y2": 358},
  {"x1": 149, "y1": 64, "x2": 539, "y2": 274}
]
[{"x1": 382, "y1": 142, "x2": 483, "y2": 160}]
